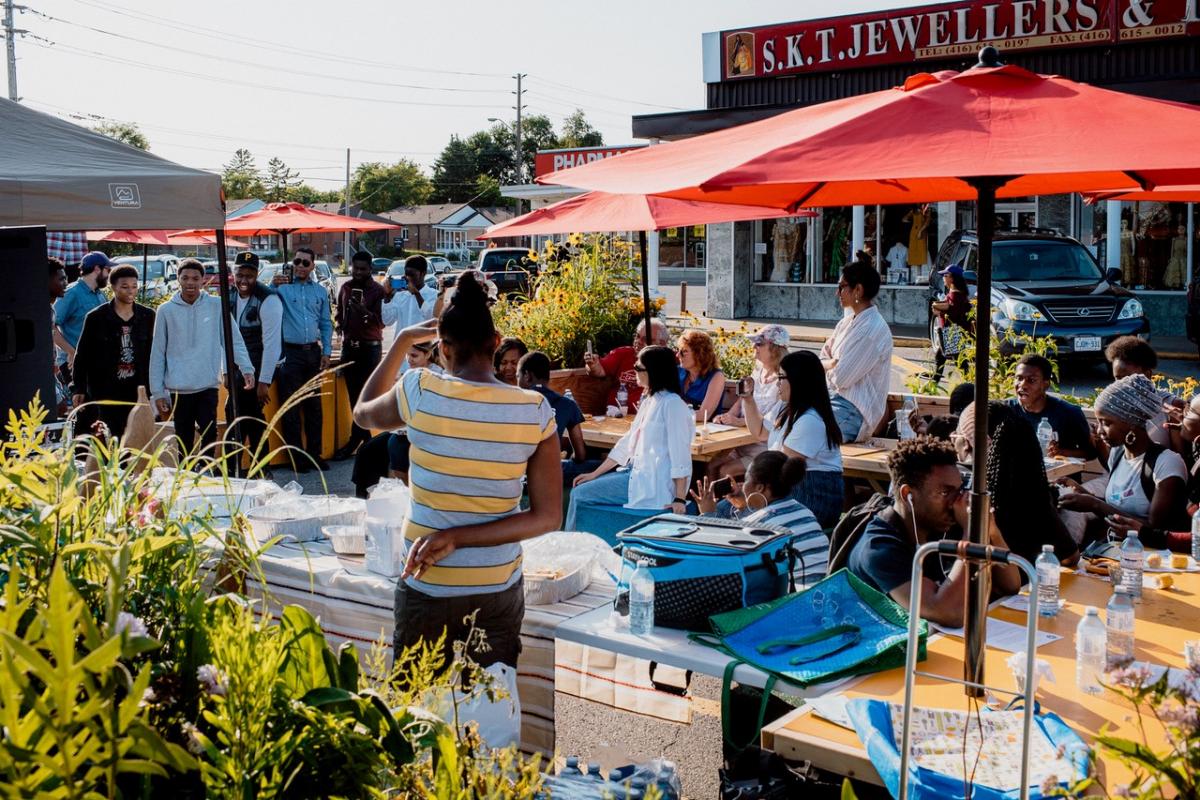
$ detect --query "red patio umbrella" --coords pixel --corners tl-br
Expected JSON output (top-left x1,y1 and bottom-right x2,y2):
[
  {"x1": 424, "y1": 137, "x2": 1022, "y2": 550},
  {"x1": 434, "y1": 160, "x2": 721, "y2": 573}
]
[
  {"x1": 183, "y1": 201, "x2": 394, "y2": 262},
  {"x1": 1084, "y1": 186, "x2": 1200, "y2": 203},
  {"x1": 167, "y1": 232, "x2": 250, "y2": 248},
  {"x1": 540, "y1": 48, "x2": 1200, "y2": 709},
  {"x1": 88, "y1": 230, "x2": 171, "y2": 246},
  {"x1": 479, "y1": 191, "x2": 812, "y2": 333}
]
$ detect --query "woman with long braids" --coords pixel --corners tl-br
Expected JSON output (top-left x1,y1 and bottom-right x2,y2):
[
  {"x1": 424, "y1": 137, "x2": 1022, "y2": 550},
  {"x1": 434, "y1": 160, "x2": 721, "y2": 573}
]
[
  {"x1": 353, "y1": 271, "x2": 561, "y2": 673},
  {"x1": 955, "y1": 401, "x2": 1079, "y2": 567}
]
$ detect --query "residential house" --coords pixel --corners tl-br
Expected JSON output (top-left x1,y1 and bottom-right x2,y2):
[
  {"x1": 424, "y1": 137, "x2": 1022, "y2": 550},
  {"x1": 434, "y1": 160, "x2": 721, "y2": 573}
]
[
  {"x1": 297, "y1": 204, "x2": 401, "y2": 264},
  {"x1": 378, "y1": 204, "x2": 462, "y2": 254}
]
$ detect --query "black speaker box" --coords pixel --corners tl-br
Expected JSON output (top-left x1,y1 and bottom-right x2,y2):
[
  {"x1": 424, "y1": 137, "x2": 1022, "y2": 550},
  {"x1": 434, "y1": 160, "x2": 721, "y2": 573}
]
[{"x1": 0, "y1": 226, "x2": 57, "y2": 424}]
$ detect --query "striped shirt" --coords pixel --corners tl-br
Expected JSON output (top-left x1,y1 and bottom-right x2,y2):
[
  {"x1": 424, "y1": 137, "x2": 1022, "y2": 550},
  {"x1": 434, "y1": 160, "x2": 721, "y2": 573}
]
[
  {"x1": 820, "y1": 305, "x2": 892, "y2": 440},
  {"x1": 395, "y1": 368, "x2": 556, "y2": 597},
  {"x1": 740, "y1": 499, "x2": 829, "y2": 589}
]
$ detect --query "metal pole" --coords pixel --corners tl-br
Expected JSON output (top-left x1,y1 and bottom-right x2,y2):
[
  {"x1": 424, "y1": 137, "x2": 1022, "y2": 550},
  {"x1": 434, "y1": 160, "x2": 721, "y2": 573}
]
[
  {"x1": 3, "y1": 0, "x2": 18, "y2": 101},
  {"x1": 964, "y1": 176, "x2": 1003, "y2": 698},
  {"x1": 140, "y1": 243, "x2": 148, "y2": 301},
  {"x1": 215, "y1": 230, "x2": 239, "y2": 427},
  {"x1": 638, "y1": 231, "x2": 653, "y2": 339},
  {"x1": 343, "y1": 148, "x2": 351, "y2": 266},
  {"x1": 513, "y1": 73, "x2": 526, "y2": 184}
]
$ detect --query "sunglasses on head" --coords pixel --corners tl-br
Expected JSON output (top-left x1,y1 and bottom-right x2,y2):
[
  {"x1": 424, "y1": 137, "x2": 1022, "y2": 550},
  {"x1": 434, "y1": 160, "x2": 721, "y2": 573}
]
[
  {"x1": 633, "y1": 364, "x2": 647, "y2": 372},
  {"x1": 293, "y1": 257, "x2": 311, "y2": 267}
]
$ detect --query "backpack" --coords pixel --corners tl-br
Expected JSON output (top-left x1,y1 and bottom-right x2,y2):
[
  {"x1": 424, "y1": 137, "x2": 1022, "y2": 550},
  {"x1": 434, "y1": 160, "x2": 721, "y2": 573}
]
[
  {"x1": 1107, "y1": 442, "x2": 1163, "y2": 504},
  {"x1": 827, "y1": 492, "x2": 896, "y2": 575}
]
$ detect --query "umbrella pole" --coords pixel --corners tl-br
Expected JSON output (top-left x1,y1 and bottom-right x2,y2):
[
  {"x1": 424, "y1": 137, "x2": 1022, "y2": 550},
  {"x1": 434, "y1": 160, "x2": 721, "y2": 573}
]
[
  {"x1": 963, "y1": 176, "x2": 1004, "y2": 699},
  {"x1": 215, "y1": 230, "x2": 239, "y2": 445},
  {"x1": 140, "y1": 243, "x2": 148, "y2": 301},
  {"x1": 638, "y1": 230, "x2": 653, "y2": 341}
]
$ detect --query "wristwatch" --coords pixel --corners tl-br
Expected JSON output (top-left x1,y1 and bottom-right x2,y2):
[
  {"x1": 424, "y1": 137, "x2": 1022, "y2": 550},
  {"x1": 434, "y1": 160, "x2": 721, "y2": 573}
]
[{"x1": 672, "y1": 497, "x2": 686, "y2": 505}]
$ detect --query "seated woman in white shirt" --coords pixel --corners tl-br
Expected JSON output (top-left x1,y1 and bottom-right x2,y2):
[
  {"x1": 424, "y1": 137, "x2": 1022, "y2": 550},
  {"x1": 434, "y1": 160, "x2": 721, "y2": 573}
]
[
  {"x1": 566, "y1": 346, "x2": 696, "y2": 531},
  {"x1": 820, "y1": 262, "x2": 892, "y2": 443},
  {"x1": 1058, "y1": 373, "x2": 1189, "y2": 539},
  {"x1": 740, "y1": 350, "x2": 845, "y2": 528}
]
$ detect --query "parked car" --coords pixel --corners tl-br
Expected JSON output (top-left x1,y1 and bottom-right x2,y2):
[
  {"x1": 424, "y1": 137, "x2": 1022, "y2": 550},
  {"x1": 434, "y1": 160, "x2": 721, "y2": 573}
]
[
  {"x1": 371, "y1": 257, "x2": 391, "y2": 273},
  {"x1": 476, "y1": 247, "x2": 538, "y2": 297},
  {"x1": 427, "y1": 256, "x2": 453, "y2": 274},
  {"x1": 259, "y1": 261, "x2": 338, "y2": 308},
  {"x1": 929, "y1": 228, "x2": 1149, "y2": 362},
  {"x1": 111, "y1": 254, "x2": 179, "y2": 299}
]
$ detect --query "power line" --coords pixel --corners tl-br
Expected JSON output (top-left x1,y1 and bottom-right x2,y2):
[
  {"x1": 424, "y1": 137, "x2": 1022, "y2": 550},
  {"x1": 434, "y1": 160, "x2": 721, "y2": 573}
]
[
  {"x1": 25, "y1": 8, "x2": 510, "y2": 95},
  {"x1": 63, "y1": 0, "x2": 509, "y2": 80},
  {"x1": 23, "y1": 40, "x2": 511, "y2": 110},
  {"x1": 528, "y1": 74, "x2": 686, "y2": 111}
]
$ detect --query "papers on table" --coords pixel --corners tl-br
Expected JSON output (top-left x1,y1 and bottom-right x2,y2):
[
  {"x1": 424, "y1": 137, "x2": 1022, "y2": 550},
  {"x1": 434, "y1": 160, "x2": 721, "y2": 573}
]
[
  {"x1": 805, "y1": 693, "x2": 854, "y2": 730},
  {"x1": 999, "y1": 593, "x2": 1065, "y2": 615},
  {"x1": 931, "y1": 617, "x2": 1061, "y2": 652},
  {"x1": 695, "y1": 422, "x2": 737, "y2": 435}
]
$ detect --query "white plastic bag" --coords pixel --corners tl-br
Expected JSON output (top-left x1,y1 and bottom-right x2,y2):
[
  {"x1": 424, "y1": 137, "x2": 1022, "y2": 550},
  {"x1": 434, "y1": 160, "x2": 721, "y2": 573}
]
[
  {"x1": 364, "y1": 517, "x2": 406, "y2": 577},
  {"x1": 423, "y1": 662, "x2": 521, "y2": 750}
]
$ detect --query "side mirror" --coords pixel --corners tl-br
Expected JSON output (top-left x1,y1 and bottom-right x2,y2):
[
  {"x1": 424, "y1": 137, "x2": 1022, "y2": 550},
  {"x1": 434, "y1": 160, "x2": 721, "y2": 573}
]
[
  {"x1": 1105, "y1": 267, "x2": 1122, "y2": 285},
  {"x1": 963, "y1": 270, "x2": 978, "y2": 282}
]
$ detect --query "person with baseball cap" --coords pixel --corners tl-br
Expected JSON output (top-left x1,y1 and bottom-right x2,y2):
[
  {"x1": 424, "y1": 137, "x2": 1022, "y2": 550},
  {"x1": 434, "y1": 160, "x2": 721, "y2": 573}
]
[
  {"x1": 54, "y1": 250, "x2": 114, "y2": 386},
  {"x1": 226, "y1": 252, "x2": 283, "y2": 473},
  {"x1": 929, "y1": 263, "x2": 973, "y2": 382}
]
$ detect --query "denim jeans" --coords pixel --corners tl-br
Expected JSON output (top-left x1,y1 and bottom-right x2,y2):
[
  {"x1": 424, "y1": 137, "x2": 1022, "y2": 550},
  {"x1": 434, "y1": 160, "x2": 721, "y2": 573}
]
[
  {"x1": 830, "y1": 393, "x2": 866, "y2": 443},
  {"x1": 564, "y1": 469, "x2": 632, "y2": 531},
  {"x1": 791, "y1": 469, "x2": 845, "y2": 529}
]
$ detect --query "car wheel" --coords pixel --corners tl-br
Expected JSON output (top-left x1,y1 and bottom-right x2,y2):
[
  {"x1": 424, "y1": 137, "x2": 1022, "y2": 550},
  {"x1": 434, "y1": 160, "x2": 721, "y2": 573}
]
[{"x1": 928, "y1": 315, "x2": 942, "y2": 358}]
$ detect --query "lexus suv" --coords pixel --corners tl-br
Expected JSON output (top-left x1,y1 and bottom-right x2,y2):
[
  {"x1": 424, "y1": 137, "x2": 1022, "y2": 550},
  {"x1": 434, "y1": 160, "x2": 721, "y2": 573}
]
[{"x1": 929, "y1": 229, "x2": 1149, "y2": 362}]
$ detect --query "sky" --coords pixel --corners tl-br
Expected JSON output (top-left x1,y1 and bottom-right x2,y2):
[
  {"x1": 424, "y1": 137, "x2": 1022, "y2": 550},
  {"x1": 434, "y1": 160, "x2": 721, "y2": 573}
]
[{"x1": 10, "y1": 0, "x2": 915, "y2": 191}]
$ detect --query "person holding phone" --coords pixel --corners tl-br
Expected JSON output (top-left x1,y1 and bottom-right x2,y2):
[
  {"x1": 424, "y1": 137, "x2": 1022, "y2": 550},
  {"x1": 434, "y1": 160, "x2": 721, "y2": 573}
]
[
  {"x1": 333, "y1": 251, "x2": 388, "y2": 460},
  {"x1": 381, "y1": 255, "x2": 438, "y2": 349}
]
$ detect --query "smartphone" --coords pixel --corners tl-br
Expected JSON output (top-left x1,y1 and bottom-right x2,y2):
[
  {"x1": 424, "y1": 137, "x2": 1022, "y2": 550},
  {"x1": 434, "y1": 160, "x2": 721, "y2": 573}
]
[
  {"x1": 586, "y1": 339, "x2": 594, "y2": 356},
  {"x1": 391, "y1": 276, "x2": 407, "y2": 291},
  {"x1": 281, "y1": 263, "x2": 293, "y2": 283},
  {"x1": 350, "y1": 288, "x2": 364, "y2": 305},
  {"x1": 711, "y1": 477, "x2": 734, "y2": 500},
  {"x1": 737, "y1": 377, "x2": 751, "y2": 396}
]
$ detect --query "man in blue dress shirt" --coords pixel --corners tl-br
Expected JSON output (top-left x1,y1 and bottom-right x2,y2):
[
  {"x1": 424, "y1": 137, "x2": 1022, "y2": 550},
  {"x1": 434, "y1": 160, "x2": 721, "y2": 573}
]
[
  {"x1": 54, "y1": 251, "x2": 114, "y2": 387},
  {"x1": 272, "y1": 247, "x2": 333, "y2": 472}
]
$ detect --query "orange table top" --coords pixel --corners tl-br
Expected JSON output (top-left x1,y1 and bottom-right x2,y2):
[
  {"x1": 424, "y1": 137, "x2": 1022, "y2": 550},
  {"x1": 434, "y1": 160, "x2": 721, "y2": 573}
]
[
  {"x1": 763, "y1": 569, "x2": 1200, "y2": 789},
  {"x1": 580, "y1": 414, "x2": 760, "y2": 462}
]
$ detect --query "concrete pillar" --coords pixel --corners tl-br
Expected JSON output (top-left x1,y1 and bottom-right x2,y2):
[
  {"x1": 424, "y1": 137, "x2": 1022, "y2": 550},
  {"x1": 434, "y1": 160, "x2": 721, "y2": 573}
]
[
  {"x1": 647, "y1": 230, "x2": 661, "y2": 293},
  {"x1": 1106, "y1": 200, "x2": 1122, "y2": 270},
  {"x1": 937, "y1": 201, "x2": 955, "y2": 254},
  {"x1": 706, "y1": 222, "x2": 735, "y2": 318},
  {"x1": 852, "y1": 205, "x2": 866, "y2": 254},
  {"x1": 733, "y1": 222, "x2": 753, "y2": 318}
]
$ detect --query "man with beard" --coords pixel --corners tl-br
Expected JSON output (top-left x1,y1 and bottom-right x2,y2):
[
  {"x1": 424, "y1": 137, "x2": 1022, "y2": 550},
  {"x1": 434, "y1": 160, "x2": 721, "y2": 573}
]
[
  {"x1": 54, "y1": 251, "x2": 114, "y2": 386},
  {"x1": 332, "y1": 250, "x2": 387, "y2": 460},
  {"x1": 71, "y1": 265, "x2": 155, "y2": 439}
]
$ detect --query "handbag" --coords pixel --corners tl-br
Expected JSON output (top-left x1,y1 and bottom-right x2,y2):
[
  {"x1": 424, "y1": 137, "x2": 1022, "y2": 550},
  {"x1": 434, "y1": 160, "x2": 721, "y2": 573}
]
[
  {"x1": 936, "y1": 317, "x2": 967, "y2": 357},
  {"x1": 615, "y1": 514, "x2": 797, "y2": 631}
]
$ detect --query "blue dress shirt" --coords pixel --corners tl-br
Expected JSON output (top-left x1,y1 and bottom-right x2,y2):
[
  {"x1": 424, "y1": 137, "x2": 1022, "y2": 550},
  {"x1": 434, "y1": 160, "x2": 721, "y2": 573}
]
[{"x1": 276, "y1": 278, "x2": 332, "y2": 355}]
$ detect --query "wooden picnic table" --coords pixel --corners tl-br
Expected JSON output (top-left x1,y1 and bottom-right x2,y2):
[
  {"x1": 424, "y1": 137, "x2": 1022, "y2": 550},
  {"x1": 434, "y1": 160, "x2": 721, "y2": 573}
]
[
  {"x1": 842, "y1": 438, "x2": 1085, "y2": 493},
  {"x1": 762, "y1": 567, "x2": 1200, "y2": 790},
  {"x1": 579, "y1": 415, "x2": 760, "y2": 463}
]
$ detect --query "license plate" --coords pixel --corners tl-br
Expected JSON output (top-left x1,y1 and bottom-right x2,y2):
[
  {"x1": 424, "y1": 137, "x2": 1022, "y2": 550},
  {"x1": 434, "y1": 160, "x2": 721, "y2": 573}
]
[{"x1": 1074, "y1": 336, "x2": 1101, "y2": 352}]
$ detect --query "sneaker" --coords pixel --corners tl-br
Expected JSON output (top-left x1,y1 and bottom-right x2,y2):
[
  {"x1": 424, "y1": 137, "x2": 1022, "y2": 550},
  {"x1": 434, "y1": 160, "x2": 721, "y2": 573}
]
[
  {"x1": 312, "y1": 457, "x2": 331, "y2": 472},
  {"x1": 331, "y1": 442, "x2": 360, "y2": 461}
]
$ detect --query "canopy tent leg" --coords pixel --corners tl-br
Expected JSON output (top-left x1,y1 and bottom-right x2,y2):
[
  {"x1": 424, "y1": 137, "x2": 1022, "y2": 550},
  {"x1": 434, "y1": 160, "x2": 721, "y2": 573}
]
[
  {"x1": 140, "y1": 243, "x2": 148, "y2": 301},
  {"x1": 637, "y1": 230, "x2": 653, "y2": 341},
  {"x1": 216, "y1": 230, "x2": 238, "y2": 433}
]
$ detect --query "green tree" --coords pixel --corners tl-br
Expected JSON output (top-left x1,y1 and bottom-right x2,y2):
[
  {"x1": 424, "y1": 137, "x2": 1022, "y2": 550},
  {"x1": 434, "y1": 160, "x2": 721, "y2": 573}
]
[
  {"x1": 472, "y1": 174, "x2": 504, "y2": 207},
  {"x1": 350, "y1": 159, "x2": 433, "y2": 213},
  {"x1": 93, "y1": 121, "x2": 150, "y2": 150},
  {"x1": 490, "y1": 114, "x2": 559, "y2": 183},
  {"x1": 264, "y1": 157, "x2": 300, "y2": 202},
  {"x1": 430, "y1": 136, "x2": 479, "y2": 203},
  {"x1": 559, "y1": 109, "x2": 604, "y2": 148},
  {"x1": 287, "y1": 184, "x2": 343, "y2": 205},
  {"x1": 221, "y1": 148, "x2": 265, "y2": 199}
]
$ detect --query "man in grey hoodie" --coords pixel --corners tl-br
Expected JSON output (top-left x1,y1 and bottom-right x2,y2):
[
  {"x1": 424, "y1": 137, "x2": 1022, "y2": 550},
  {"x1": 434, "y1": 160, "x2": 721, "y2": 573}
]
[{"x1": 150, "y1": 259, "x2": 255, "y2": 456}]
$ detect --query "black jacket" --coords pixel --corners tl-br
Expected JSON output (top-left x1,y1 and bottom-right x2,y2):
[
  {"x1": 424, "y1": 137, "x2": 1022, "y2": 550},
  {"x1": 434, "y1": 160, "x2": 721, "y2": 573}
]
[{"x1": 71, "y1": 301, "x2": 155, "y2": 401}]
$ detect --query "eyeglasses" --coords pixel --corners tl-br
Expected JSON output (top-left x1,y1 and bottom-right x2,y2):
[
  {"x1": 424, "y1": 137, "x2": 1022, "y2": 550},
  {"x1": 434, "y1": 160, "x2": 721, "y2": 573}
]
[
  {"x1": 633, "y1": 364, "x2": 647, "y2": 372},
  {"x1": 293, "y1": 258, "x2": 312, "y2": 267},
  {"x1": 931, "y1": 483, "x2": 968, "y2": 501}
]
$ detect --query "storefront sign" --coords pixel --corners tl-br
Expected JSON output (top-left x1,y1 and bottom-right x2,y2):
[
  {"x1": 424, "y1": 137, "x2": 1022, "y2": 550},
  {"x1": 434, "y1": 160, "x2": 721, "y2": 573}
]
[
  {"x1": 718, "y1": 0, "x2": 1200, "y2": 80},
  {"x1": 534, "y1": 145, "x2": 647, "y2": 177}
]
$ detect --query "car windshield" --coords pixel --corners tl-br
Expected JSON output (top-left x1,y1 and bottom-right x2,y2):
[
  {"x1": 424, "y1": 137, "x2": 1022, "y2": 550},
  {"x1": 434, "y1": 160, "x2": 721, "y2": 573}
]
[
  {"x1": 992, "y1": 241, "x2": 1103, "y2": 282},
  {"x1": 479, "y1": 251, "x2": 532, "y2": 272},
  {"x1": 115, "y1": 258, "x2": 166, "y2": 280}
]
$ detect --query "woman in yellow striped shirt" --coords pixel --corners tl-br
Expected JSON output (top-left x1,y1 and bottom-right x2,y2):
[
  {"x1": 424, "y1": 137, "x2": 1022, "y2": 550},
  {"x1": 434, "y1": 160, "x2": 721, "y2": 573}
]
[{"x1": 355, "y1": 271, "x2": 562, "y2": 670}]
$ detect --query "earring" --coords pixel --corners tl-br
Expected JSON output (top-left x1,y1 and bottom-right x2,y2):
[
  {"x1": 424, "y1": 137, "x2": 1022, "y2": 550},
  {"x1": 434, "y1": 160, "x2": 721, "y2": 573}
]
[
  {"x1": 745, "y1": 492, "x2": 768, "y2": 511},
  {"x1": 1125, "y1": 429, "x2": 1138, "y2": 447}
]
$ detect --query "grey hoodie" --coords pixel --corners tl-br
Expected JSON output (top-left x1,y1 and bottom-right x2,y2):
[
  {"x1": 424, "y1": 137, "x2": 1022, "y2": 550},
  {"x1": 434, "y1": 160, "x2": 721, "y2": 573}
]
[{"x1": 149, "y1": 292, "x2": 253, "y2": 402}]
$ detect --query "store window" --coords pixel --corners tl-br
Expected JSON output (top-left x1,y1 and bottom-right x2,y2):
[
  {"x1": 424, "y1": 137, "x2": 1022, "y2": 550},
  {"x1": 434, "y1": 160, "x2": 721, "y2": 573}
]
[
  {"x1": 1085, "y1": 201, "x2": 1197, "y2": 291},
  {"x1": 657, "y1": 225, "x2": 707, "y2": 269},
  {"x1": 753, "y1": 216, "x2": 812, "y2": 283},
  {"x1": 877, "y1": 203, "x2": 937, "y2": 286}
]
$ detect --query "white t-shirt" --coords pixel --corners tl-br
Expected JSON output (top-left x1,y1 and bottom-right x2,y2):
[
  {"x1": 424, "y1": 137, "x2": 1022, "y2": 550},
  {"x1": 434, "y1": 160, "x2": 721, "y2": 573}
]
[
  {"x1": 764, "y1": 404, "x2": 843, "y2": 473},
  {"x1": 1104, "y1": 446, "x2": 1188, "y2": 518}
]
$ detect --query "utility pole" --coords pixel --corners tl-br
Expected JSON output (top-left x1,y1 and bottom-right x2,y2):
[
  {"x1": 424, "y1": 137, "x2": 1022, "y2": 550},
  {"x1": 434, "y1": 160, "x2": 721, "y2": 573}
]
[
  {"x1": 3, "y1": 0, "x2": 22, "y2": 101},
  {"x1": 342, "y1": 148, "x2": 351, "y2": 265},
  {"x1": 512, "y1": 72, "x2": 526, "y2": 217}
]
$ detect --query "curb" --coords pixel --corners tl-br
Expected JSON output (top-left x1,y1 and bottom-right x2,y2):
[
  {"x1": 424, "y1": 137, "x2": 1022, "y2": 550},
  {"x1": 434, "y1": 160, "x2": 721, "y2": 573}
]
[{"x1": 667, "y1": 315, "x2": 930, "y2": 349}]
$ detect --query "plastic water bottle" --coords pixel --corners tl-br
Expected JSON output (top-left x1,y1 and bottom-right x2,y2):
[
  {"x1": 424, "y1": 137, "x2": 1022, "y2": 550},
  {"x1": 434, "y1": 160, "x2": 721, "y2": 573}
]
[
  {"x1": 1036, "y1": 418, "x2": 1055, "y2": 456},
  {"x1": 629, "y1": 559, "x2": 654, "y2": 635},
  {"x1": 562, "y1": 757, "x2": 582, "y2": 777},
  {"x1": 1106, "y1": 586, "x2": 1135, "y2": 670},
  {"x1": 563, "y1": 388, "x2": 575, "y2": 403},
  {"x1": 1120, "y1": 530, "x2": 1144, "y2": 600},
  {"x1": 1191, "y1": 511, "x2": 1200, "y2": 563},
  {"x1": 615, "y1": 384, "x2": 629, "y2": 417},
  {"x1": 1075, "y1": 607, "x2": 1106, "y2": 695},
  {"x1": 1035, "y1": 544, "x2": 1060, "y2": 617}
]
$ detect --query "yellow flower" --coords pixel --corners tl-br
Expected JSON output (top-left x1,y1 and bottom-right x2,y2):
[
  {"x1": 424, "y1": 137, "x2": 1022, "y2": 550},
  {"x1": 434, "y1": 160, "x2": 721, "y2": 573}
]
[{"x1": 526, "y1": 249, "x2": 538, "y2": 263}]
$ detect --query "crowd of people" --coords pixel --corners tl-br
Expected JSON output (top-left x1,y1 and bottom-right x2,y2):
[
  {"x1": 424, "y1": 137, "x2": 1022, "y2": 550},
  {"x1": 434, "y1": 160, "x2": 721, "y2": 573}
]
[{"x1": 50, "y1": 246, "x2": 1200, "y2": 654}]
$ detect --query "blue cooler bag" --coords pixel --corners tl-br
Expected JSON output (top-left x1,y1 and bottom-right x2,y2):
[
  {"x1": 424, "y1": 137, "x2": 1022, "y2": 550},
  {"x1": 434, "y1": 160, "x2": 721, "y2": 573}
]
[{"x1": 615, "y1": 514, "x2": 797, "y2": 630}]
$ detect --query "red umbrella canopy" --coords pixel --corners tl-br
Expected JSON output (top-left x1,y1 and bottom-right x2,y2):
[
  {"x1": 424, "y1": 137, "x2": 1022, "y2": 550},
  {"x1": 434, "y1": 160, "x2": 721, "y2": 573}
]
[
  {"x1": 184, "y1": 202, "x2": 396, "y2": 235},
  {"x1": 479, "y1": 191, "x2": 812, "y2": 239},
  {"x1": 167, "y1": 233, "x2": 250, "y2": 248},
  {"x1": 538, "y1": 62, "x2": 1200, "y2": 208},
  {"x1": 1084, "y1": 186, "x2": 1200, "y2": 203},
  {"x1": 88, "y1": 230, "x2": 171, "y2": 245}
]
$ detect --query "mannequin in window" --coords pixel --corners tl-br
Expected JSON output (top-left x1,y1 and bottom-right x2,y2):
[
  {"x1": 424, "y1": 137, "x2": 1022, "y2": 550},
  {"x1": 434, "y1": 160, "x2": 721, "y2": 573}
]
[
  {"x1": 903, "y1": 204, "x2": 931, "y2": 277},
  {"x1": 886, "y1": 240, "x2": 908, "y2": 274},
  {"x1": 1164, "y1": 224, "x2": 1187, "y2": 290},
  {"x1": 772, "y1": 218, "x2": 802, "y2": 282},
  {"x1": 1120, "y1": 218, "x2": 1136, "y2": 286}
]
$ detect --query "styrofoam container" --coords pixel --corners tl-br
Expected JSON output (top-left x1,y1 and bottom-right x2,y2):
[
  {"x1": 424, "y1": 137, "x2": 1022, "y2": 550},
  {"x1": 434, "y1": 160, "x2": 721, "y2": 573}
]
[
  {"x1": 323, "y1": 524, "x2": 365, "y2": 555},
  {"x1": 364, "y1": 517, "x2": 406, "y2": 577},
  {"x1": 247, "y1": 496, "x2": 366, "y2": 543}
]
